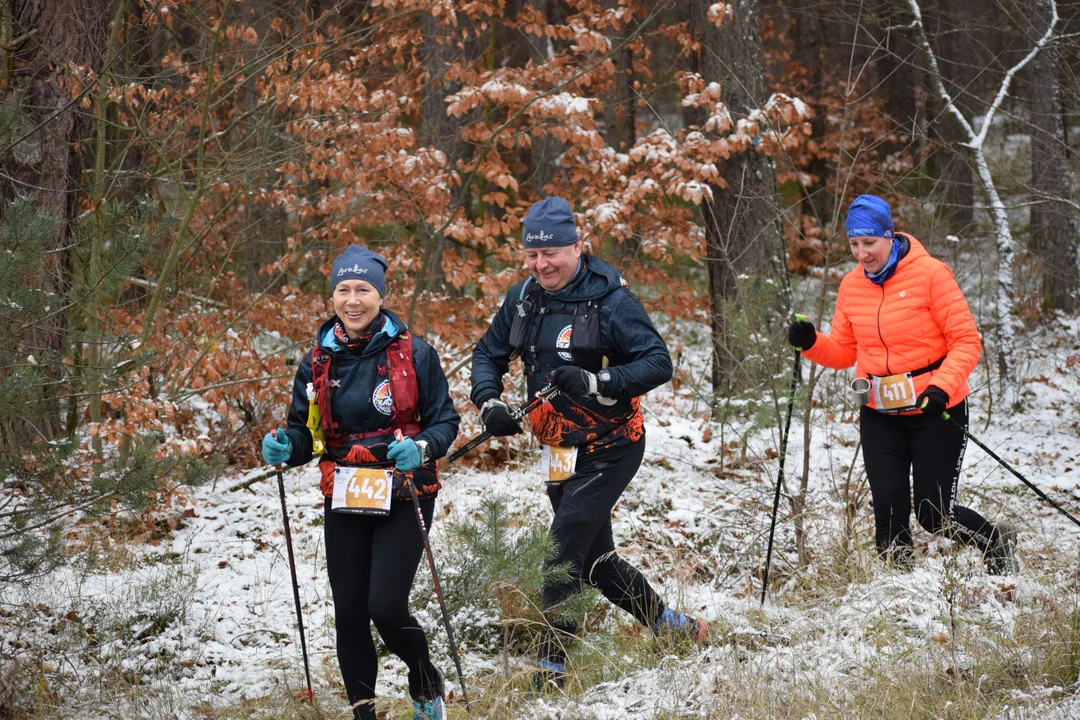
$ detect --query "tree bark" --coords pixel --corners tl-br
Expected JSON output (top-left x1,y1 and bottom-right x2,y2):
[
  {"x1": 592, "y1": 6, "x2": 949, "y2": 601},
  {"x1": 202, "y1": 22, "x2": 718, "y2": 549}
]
[
  {"x1": 1029, "y1": 0, "x2": 1078, "y2": 312},
  {"x1": 526, "y1": 0, "x2": 565, "y2": 195},
  {"x1": 696, "y1": 0, "x2": 784, "y2": 399},
  {"x1": 4, "y1": 0, "x2": 110, "y2": 440},
  {"x1": 924, "y1": 0, "x2": 975, "y2": 237},
  {"x1": 785, "y1": 0, "x2": 832, "y2": 223},
  {"x1": 604, "y1": 5, "x2": 639, "y2": 259},
  {"x1": 412, "y1": 7, "x2": 470, "y2": 322}
]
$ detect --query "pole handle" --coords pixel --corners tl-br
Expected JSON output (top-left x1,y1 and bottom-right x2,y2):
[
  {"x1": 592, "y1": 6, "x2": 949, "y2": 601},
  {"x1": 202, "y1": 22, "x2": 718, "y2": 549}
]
[{"x1": 793, "y1": 314, "x2": 808, "y2": 352}]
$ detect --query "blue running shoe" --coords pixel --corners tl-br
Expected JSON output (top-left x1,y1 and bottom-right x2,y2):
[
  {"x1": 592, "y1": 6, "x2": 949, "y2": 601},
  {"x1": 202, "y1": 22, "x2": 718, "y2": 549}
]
[
  {"x1": 533, "y1": 657, "x2": 567, "y2": 691},
  {"x1": 412, "y1": 695, "x2": 445, "y2": 720},
  {"x1": 653, "y1": 606, "x2": 708, "y2": 644},
  {"x1": 412, "y1": 668, "x2": 445, "y2": 720}
]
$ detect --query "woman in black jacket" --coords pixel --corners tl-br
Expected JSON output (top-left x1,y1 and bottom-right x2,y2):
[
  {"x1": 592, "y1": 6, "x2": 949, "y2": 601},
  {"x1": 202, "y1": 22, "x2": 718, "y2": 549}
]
[{"x1": 262, "y1": 245, "x2": 459, "y2": 720}]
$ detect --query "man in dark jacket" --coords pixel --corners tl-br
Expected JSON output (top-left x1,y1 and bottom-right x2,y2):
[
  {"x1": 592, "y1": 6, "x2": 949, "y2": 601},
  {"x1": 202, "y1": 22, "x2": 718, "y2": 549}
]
[{"x1": 471, "y1": 197, "x2": 707, "y2": 688}]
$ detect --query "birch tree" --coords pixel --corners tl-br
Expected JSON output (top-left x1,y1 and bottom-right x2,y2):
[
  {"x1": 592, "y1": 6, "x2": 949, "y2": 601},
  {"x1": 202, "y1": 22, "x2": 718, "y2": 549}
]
[{"x1": 907, "y1": 0, "x2": 1060, "y2": 392}]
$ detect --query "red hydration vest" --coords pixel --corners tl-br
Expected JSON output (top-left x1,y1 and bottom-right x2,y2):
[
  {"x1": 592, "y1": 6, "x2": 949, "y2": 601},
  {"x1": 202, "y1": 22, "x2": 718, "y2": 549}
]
[
  {"x1": 309, "y1": 332, "x2": 423, "y2": 447},
  {"x1": 311, "y1": 332, "x2": 441, "y2": 498}
]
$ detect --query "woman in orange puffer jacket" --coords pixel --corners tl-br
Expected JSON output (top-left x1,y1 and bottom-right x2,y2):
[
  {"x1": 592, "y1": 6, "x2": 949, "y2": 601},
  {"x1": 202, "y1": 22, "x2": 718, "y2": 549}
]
[{"x1": 788, "y1": 195, "x2": 1016, "y2": 574}]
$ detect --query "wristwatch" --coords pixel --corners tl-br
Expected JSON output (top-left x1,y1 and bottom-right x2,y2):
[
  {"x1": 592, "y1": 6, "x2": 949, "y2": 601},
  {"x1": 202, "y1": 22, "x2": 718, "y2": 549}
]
[
  {"x1": 597, "y1": 369, "x2": 612, "y2": 393},
  {"x1": 415, "y1": 439, "x2": 430, "y2": 465}
]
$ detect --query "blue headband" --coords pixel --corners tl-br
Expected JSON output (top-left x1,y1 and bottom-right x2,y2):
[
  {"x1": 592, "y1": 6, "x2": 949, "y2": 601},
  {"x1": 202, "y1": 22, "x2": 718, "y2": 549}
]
[{"x1": 846, "y1": 195, "x2": 894, "y2": 239}]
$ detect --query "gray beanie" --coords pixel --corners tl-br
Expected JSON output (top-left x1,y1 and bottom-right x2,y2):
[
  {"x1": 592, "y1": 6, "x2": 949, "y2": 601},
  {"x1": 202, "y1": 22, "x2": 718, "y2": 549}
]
[
  {"x1": 331, "y1": 245, "x2": 387, "y2": 296},
  {"x1": 522, "y1": 197, "x2": 579, "y2": 248}
]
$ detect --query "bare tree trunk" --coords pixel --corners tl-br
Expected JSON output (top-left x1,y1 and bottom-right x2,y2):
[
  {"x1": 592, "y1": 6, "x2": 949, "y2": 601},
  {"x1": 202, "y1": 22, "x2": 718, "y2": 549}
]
[
  {"x1": 923, "y1": 0, "x2": 976, "y2": 238},
  {"x1": 604, "y1": 3, "x2": 638, "y2": 260},
  {"x1": 695, "y1": 0, "x2": 784, "y2": 400},
  {"x1": 1029, "y1": 0, "x2": 1078, "y2": 312},
  {"x1": 785, "y1": 0, "x2": 832, "y2": 223},
  {"x1": 411, "y1": 8, "x2": 471, "y2": 325},
  {"x1": 4, "y1": 0, "x2": 110, "y2": 440},
  {"x1": 527, "y1": 0, "x2": 565, "y2": 195}
]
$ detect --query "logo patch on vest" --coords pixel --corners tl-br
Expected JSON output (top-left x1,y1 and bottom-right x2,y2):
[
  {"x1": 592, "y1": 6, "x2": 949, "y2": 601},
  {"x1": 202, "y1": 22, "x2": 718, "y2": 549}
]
[
  {"x1": 372, "y1": 379, "x2": 393, "y2": 415},
  {"x1": 557, "y1": 325, "x2": 573, "y2": 361}
]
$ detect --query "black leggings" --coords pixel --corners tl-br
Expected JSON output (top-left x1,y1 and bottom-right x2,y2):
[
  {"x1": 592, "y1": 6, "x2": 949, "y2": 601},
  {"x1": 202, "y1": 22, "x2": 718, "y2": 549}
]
[
  {"x1": 539, "y1": 439, "x2": 665, "y2": 662},
  {"x1": 323, "y1": 496, "x2": 440, "y2": 718},
  {"x1": 860, "y1": 400, "x2": 1000, "y2": 559}
]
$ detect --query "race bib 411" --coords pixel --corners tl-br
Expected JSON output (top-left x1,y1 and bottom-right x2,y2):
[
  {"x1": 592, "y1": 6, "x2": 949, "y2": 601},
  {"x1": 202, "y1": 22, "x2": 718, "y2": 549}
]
[{"x1": 872, "y1": 372, "x2": 918, "y2": 413}]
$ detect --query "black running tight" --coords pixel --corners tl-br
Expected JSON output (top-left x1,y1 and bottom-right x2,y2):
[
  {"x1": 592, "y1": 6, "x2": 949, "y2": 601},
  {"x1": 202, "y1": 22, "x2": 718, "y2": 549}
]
[
  {"x1": 860, "y1": 400, "x2": 1000, "y2": 559},
  {"x1": 323, "y1": 496, "x2": 440, "y2": 719}
]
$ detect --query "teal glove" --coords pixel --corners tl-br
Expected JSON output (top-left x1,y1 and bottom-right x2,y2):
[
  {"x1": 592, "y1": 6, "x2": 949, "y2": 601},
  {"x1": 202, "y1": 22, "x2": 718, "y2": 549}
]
[
  {"x1": 387, "y1": 437, "x2": 423, "y2": 472},
  {"x1": 262, "y1": 428, "x2": 291, "y2": 465}
]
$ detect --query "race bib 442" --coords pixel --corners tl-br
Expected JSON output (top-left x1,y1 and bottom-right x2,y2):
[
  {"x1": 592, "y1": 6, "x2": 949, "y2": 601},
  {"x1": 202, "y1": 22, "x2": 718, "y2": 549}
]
[{"x1": 331, "y1": 466, "x2": 393, "y2": 515}]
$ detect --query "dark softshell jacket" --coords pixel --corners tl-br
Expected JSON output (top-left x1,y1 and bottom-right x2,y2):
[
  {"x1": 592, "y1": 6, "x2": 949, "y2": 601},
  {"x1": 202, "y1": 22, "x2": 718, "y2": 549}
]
[
  {"x1": 470, "y1": 254, "x2": 672, "y2": 451},
  {"x1": 282, "y1": 309, "x2": 460, "y2": 473}
]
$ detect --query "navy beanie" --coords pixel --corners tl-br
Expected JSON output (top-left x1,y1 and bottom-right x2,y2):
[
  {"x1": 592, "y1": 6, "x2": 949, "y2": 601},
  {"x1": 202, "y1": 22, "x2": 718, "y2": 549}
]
[
  {"x1": 522, "y1": 197, "x2": 579, "y2": 248},
  {"x1": 846, "y1": 195, "x2": 894, "y2": 239},
  {"x1": 331, "y1": 245, "x2": 387, "y2": 296}
]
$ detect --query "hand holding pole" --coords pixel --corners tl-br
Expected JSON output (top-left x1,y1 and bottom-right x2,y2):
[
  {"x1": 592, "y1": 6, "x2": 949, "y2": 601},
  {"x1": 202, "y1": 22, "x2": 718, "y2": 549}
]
[{"x1": 444, "y1": 384, "x2": 561, "y2": 466}]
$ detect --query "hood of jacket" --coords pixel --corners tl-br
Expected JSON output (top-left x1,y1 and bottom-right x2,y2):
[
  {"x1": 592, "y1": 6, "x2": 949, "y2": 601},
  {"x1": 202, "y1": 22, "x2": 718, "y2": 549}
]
[{"x1": 316, "y1": 308, "x2": 408, "y2": 357}]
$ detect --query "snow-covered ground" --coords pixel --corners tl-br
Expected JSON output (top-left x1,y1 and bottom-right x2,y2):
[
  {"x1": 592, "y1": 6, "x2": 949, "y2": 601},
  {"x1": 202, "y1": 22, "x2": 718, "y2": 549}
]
[{"x1": 3, "y1": 312, "x2": 1080, "y2": 719}]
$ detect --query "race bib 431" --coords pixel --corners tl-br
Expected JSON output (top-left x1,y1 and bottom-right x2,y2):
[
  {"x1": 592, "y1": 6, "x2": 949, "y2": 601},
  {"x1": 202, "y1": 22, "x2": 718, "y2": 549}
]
[{"x1": 540, "y1": 445, "x2": 578, "y2": 484}]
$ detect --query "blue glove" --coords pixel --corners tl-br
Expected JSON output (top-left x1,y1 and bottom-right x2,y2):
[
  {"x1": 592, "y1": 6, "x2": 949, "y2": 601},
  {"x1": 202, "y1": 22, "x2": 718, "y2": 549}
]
[
  {"x1": 262, "y1": 428, "x2": 291, "y2": 465},
  {"x1": 387, "y1": 437, "x2": 422, "y2": 472}
]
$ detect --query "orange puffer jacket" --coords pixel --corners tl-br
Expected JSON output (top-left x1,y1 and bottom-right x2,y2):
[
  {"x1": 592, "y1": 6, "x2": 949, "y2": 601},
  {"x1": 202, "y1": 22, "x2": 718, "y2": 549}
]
[{"x1": 803, "y1": 233, "x2": 981, "y2": 413}]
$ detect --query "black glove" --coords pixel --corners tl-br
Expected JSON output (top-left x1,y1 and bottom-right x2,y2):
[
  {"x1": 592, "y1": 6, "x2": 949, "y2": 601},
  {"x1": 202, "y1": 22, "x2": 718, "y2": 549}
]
[
  {"x1": 787, "y1": 318, "x2": 816, "y2": 350},
  {"x1": 552, "y1": 365, "x2": 599, "y2": 397},
  {"x1": 480, "y1": 398, "x2": 523, "y2": 437},
  {"x1": 917, "y1": 386, "x2": 950, "y2": 417}
]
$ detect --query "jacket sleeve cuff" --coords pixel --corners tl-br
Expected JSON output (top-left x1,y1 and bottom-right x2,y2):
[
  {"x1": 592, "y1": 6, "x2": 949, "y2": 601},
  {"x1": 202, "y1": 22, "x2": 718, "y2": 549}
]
[{"x1": 471, "y1": 389, "x2": 500, "y2": 410}]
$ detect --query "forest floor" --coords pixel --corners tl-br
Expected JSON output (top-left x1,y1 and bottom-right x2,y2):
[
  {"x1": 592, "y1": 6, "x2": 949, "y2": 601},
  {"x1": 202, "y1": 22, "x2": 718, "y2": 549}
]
[{"x1": 3, "y1": 309, "x2": 1080, "y2": 719}]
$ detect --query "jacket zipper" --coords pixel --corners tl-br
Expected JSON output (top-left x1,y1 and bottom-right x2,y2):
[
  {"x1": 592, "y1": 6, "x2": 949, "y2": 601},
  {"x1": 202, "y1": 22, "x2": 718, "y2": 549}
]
[{"x1": 875, "y1": 284, "x2": 891, "y2": 375}]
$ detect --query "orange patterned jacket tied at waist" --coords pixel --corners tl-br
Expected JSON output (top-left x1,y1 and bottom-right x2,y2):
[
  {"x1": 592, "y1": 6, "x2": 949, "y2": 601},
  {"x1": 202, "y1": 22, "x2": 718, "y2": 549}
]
[{"x1": 803, "y1": 234, "x2": 981, "y2": 414}]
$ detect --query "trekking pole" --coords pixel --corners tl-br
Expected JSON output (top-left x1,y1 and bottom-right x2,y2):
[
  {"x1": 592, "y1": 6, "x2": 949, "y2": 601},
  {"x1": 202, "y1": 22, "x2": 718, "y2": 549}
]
[
  {"x1": 395, "y1": 431, "x2": 473, "y2": 715},
  {"x1": 761, "y1": 318, "x2": 805, "y2": 607},
  {"x1": 939, "y1": 411, "x2": 1080, "y2": 530},
  {"x1": 444, "y1": 384, "x2": 561, "y2": 465},
  {"x1": 272, "y1": 435, "x2": 315, "y2": 702}
]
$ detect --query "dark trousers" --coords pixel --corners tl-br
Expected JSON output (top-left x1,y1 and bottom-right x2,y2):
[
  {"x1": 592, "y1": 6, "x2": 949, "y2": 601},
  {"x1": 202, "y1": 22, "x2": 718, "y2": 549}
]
[
  {"x1": 323, "y1": 496, "x2": 440, "y2": 719},
  {"x1": 539, "y1": 439, "x2": 664, "y2": 663},
  {"x1": 860, "y1": 400, "x2": 1000, "y2": 560}
]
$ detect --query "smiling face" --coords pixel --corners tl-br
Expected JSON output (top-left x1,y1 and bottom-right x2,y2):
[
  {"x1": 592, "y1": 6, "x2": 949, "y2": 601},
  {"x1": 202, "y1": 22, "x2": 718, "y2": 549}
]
[
  {"x1": 524, "y1": 241, "x2": 582, "y2": 292},
  {"x1": 332, "y1": 279, "x2": 383, "y2": 335},
  {"x1": 849, "y1": 235, "x2": 894, "y2": 275}
]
